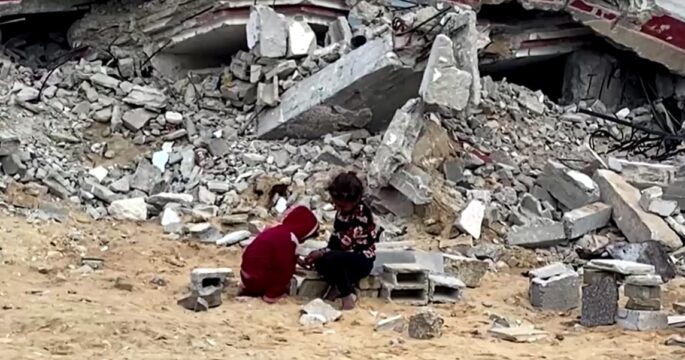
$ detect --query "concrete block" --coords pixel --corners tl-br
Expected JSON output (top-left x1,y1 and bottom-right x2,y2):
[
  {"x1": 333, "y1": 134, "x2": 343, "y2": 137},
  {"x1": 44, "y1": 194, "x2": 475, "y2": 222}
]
[
  {"x1": 625, "y1": 274, "x2": 663, "y2": 286},
  {"x1": 581, "y1": 269, "x2": 619, "y2": 327},
  {"x1": 177, "y1": 293, "x2": 209, "y2": 312},
  {"x1": 640, "y1": 186, "x2": 678, "y2": 217},
  {"x1": 247, "y1": 6, "x2": 287, "y2": 58},
  {"x1": 594, "y1": 170, "x2": 682, "y2": 250},
  {"x1": 562, "y1": 202, "x2": 612, "y2": 239},
  {"x1": 616, "y1": 308, "x2": 668, "y2": 331},
  {"x1": 456, "y1": 199, "x2": 485, "y2": 239},
  {"x1": 190, "y1": 267, "x2": 233, "y2": 291},
  {"x1": 428, "y1": 274, "x2": 464, "y2": 303},
  {"x1": 408, "y1": 309, "x2": 443, "y2": 339},
  {"x1": 537, "y1": 160, "x2": 600, "y2": 209},
  {"x1": 381, "y1": 263, "x2": 428, "y2": 287},
  {"x1": 256, "y1": 36, "x2": 422, "y2": 139},
  {"x1": 604, "y1": 241, "x2": 676, "y2": 282},
  {"x1": 506, "y1": 219, "x2": 567, "y2": 248},
  {"x1": 256, "y1": 76, "x2": 279, "y2": 108},
  {"x1": 197, "y1": 286, "x2": 223, "y2": 308},
  {"x1": 529, "y1": 271, "x2": 580, "y2": 311},
  {"x1": 624, "y1": 283, "x2": 662, "y2": 310},
  {"x1": 380, "y1": 282, "x2": 429, "y2": 306},
  {"x1": 419, "y1": 34, "x2": 471, "y2": 114},
  {"x1": 607, "y1": 157, "x2": 676, "y2": 189},
  {"x1": 443, "y1": 254, "x2": 488, "y2": 288}
]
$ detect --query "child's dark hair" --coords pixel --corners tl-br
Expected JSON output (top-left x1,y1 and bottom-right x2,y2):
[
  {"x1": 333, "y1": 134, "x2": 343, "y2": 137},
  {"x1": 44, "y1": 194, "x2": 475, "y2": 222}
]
[{"x1": 327, "y1": 171, "x2": 364, "y2": 202}]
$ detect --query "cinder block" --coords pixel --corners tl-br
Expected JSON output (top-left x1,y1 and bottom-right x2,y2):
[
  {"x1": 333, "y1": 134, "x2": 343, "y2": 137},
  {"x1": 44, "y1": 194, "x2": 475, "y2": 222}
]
[
  {"x1": 380, "y1": 282, "x2": 429, "y2": 306},
  {"x1": 381, "y1": 263, "x2": 429, "y2": 287},
  {"x1": 616, "y1": 308, "x2": 668, "y2": 331},
  {"x1": 529, "y1": 271, "x2": 580, "y2": 311},
  {"x1": 428, "y1": 274, "x2": 464, "y2": 304},
  {"x1": 190, "y1": 267, "x2": 233, "y2": 291},
  {"x1": 624, "y1": 283, "x2": 662, "y2": 310}
]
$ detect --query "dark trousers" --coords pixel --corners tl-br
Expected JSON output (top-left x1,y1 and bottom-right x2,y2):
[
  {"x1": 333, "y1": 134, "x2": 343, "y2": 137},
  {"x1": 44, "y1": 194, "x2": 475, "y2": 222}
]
[{"x1": 314, "y1": 251, "x2": 374, "y2": 297}]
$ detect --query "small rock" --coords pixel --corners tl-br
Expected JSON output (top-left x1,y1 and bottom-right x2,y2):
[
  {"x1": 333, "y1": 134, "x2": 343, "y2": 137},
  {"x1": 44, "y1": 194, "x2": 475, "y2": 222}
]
[
  {"x1": 301, "y1": 298, "x2": 341, "y2": 324},
  {"x1": 408, "y1": 309, "x2": 443, "y2": 340}
]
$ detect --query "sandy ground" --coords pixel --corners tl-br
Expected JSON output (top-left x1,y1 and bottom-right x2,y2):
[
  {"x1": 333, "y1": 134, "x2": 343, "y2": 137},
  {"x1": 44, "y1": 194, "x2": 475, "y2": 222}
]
[{"x1": 1, "y1": 211, "x2": 684, "y2": 360}]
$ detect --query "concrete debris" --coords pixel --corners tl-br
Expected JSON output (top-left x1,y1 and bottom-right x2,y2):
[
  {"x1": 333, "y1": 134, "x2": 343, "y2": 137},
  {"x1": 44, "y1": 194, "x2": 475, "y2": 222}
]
[
  {"x1": 367, "y1": 98, "x2": 423, "y2": 190},
  {"x1": 419, "y1": 34, "x2": 472, "y2": 114},
  {"x1": 586, "y1": 259, "x2": 655, "y2": 276},
  {"x1": 562, "y1": 202, "x2": 612, "y2": 239},
  {"x1": 301, "y1": 299, "x2": 341, "y2": 325},
  {"x1": 616, "y1": 308, "x2": 668, "y2": 331},
  {"x1": 107, "y1": 197, "x2": 147, "y2": 221},
  {"x1": 529, "y1": 271, "x2": 580, "y2": 311},
  {"x1": 604, "y1": 241, "x2": 677, "y2": 282},
  {"x1": 247, "y1": 6, "x2": 288, "y2": 58},
  {"x1": 528, "y1": 262, "x2": 572, "y2": 280},
  {"x1": 325, "y1": 16, "x2": 353, "y2": 46},
  {"x1": 122, "y1": 85, "x2": 167, "y2": 110},
  {"x1": 489, "y1": 325, "x2": 548, "y2": 343},
  {"x1": 594, "y1": 170, "x2": 681, "y2": 250},
  {"x1": 388, "y1": 165, "x2": 432, "y2": 206},
  {"x1": 287, "y1": 18, "x2": 317, "y2": 58},
  {"x1": 428, "y1": 274, "x2": 464, "y2": 303},
  {"x1": 607, "y1": 158, "x2": 676, "y2": 189},
  {"x1": 216, "y1": 230, "x2": 252, "y2": 247},
  {"x1": 537, "y1": 160, "x2": 600, "y2": 210},
  {"x1": 408, "y1": 309, "x2": 443, "y2": 340},
  {"x1": 256, "y1": 36, "x2": 421, "y2": 139},
  {"x1": 506, "y1": 219, "x2": 567, "y2": 248},
  {"x1": 375, "y1": 315, "x2": 405, "y2": 332},
  {"x1": 456, "y1": 200, "x2": 485, "y2": 239},
  {"x1": 380, "y1": 263, "x2": 429, "y2": 306},
  {"x1": 443, "y1": 254, "x2": 488, "y2": 288},
  {"x1": 639, "y1": 186, "x2": 678, "y2": 217}
]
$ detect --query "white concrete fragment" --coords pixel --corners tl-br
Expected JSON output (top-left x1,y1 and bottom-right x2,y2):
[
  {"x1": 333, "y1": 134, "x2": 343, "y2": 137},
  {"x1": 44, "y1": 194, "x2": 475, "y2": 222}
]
[
  {"x1": 586, "y1": 259, "x2": 655, "y2": 275},
  {"x1": 594, "y1": 170, "x2": 681, "y2": 250},
  {"x1": 456, "y1": 200, "x2": 485, "y2": 239},
  {"x1": 88, "y1": 166, "x2": 108, "y2": 183},
  {"x1": 287, "y1": 18, "x2": 316, "y2": 58},
  {"x1": 216, "y1": 230, "x2": 252, "y2": 246},
  {"x1": 108, "y1": 197, "x2": 148, "y2": 221}
]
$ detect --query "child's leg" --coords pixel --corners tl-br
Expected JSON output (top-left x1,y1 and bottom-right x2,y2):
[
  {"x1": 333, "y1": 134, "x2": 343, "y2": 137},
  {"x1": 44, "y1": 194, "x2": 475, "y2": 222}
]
[{"x1": 315, "y1": 251, "x2": 373, "y2": 298}]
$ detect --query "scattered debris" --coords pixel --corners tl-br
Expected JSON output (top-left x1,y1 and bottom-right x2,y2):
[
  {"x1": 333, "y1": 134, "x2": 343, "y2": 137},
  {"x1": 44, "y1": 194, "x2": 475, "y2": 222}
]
[
  {"x1": 408, "y1": 309, "x2": 443, "y2": 340},
  {"x1": 300, "y1": 299, "x2": 341, "y2": 325}
]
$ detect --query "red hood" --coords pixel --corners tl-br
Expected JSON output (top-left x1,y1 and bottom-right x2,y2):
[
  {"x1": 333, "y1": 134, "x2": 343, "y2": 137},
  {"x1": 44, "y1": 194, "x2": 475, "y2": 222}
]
[{"x1": 281, "y1": 206, "x2": 319, "y2": 242}]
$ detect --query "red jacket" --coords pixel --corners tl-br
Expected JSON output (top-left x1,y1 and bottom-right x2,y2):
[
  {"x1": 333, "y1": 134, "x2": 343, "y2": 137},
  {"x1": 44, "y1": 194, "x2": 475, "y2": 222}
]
[{"x1": 240, "y1": 206, "x2": 319, "y2": 299}]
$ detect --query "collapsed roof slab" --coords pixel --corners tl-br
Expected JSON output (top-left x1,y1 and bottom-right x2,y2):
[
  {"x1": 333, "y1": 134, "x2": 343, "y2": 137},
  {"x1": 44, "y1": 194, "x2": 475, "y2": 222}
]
[
  {"x1": 256, "y1": 36, "x2": 423, "y2": 139},
  {"x1": 142, "y1": 0, "x2": 347, "y2": 56}
]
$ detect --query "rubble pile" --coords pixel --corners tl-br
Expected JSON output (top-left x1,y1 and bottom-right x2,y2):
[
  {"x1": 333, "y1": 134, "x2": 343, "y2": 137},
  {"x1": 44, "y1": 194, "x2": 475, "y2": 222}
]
[{"x1": 0, "y1": 1, "x2": 684, "y2": 290}]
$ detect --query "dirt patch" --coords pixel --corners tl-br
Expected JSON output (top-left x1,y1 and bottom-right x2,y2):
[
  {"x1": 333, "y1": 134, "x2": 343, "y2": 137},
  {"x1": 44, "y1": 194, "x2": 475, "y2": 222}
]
[{"x1": 0, "y1": 214, "x2": 683, "y2": 359}]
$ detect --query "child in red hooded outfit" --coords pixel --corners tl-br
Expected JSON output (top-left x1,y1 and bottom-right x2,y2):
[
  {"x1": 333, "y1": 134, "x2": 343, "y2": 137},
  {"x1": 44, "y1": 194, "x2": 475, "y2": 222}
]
[{"x1": 239, "y1": 205, "x2": 319, "y2": 303}]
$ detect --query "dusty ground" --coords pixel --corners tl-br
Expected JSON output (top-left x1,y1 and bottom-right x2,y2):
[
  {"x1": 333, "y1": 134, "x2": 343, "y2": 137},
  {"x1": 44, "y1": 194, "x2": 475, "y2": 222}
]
[{"x1": 1, "y1": 209, "x2": 684, "y2": 360}]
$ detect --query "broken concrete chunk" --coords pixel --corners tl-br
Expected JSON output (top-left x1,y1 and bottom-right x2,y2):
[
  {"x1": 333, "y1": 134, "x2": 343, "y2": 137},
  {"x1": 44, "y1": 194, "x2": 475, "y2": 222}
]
[
  {"x1": 388, "y1": 164, "x2": 432, "y2": 205},
  {"x1": 604, "y1": 241, "x2": 676, "y2": 282},
  {"x1": 594, "y1": 170, "x2": 681, "y2": 250},
  {"x1": 456, "y1": 199, "x2": 485, "y2": 239},
  {"x1": 375, "y1": 315, "x2": 405, "y2": 332},
  {"x1": 443, "y1": 254, "x2": 488, "y2": 288},
  {"x1": 538, "y1": 160, "x2": 600, "y2": 209},
  {"x1": 529, "y1": 271, "x2": 580, "y2": 311},
  {"x1": 256, "y1": 37, "x2": 422, "y2": 139},
  {"x1": 161, "y1": 207, "x2": 182, "y2": 233},
  {"x1": 489, "y1": 325, "x2": 548, "y2": 343},
  {"x1": 325, "y1": 16, "x2": 353, "y2": 46},
  {"x1": 216, "y1": 230, "x2": 251, "y2": 246},
  {"x1": 419, "y1": 34, "x2": 472, "y2": 114},
  {"x1": 257, "y1": 76, "x2": 279, "y2": 108},
  {"x1": 188, "y1": 223, "x2": 223, "y2": 244},
  {"x1": 122, "y1": 108, "x2": 155, "y2": 132},
  {"x1": 247, "y1": 5, "x2": 287, "y2": 58},
  {"x1": 130, "y1": 159, "x2": 163, "y2": 194},
  {"x1": 586, "y1": 259, "x2": 655, "y2": 275},
  {"x1": 506, "y1": 219, "x2": 567, "y2": 248},
  {"x1": 368, "y1": 98, "x2": 423, "y2": 189},
  {"x1": 607, "y1": 157, "x2": 676, "y2": 188},
  {"x1": 122, "y1": 85, "x2": 167, "y2": 110},
  {"x1": 408, "y1": 309, "x2": 443, "y2": 340},
  {"x1": 107, "y1": 197, "x2": 147, "y2": 221},
  {"x1": 528, "y1": 262, "x2": 573, "y2": 280},
  {"x1": 616, "y1": 308, "x2": 668, "y2": 331},
  {"x1": 562, "y1": 202, "x2": 612, "y2": 239},
  {"x1": 177, "y1": 293, "x2": 209, "y2": 312},
  {"x1": 301, "y1": 298, "x2": 341, "y2": 324},
  {"x1": 640, "y1": 186, "x2": 678, "y2": 217},
  {"x1": 287, "y1": 18, "x2": 316, "y2": 58},
  {"x1": 90, "y1": 73, "x2": 120, "y2": 90}
]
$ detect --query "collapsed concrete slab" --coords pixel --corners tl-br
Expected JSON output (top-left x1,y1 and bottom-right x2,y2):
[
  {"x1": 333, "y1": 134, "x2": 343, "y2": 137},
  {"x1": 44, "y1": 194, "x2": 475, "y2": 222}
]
[
  {"x1": 594, "y1": 170, "x2": 682, "y2": 250},
  {"x1": 256, "y1": 36, "x2": 423, "y2": 139},
  {"x1": 607, "y1": 157, "x2": 676, "y2": 189}
]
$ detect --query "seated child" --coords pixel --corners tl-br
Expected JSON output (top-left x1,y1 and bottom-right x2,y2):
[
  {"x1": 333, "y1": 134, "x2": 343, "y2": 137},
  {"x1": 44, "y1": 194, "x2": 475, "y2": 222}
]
[
  {"x1": 240, "y1": 205, "x2": 319, "y2": 303},
  {"x1": 305, "y1": 171, "x2": 382, "y2": 310}
]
